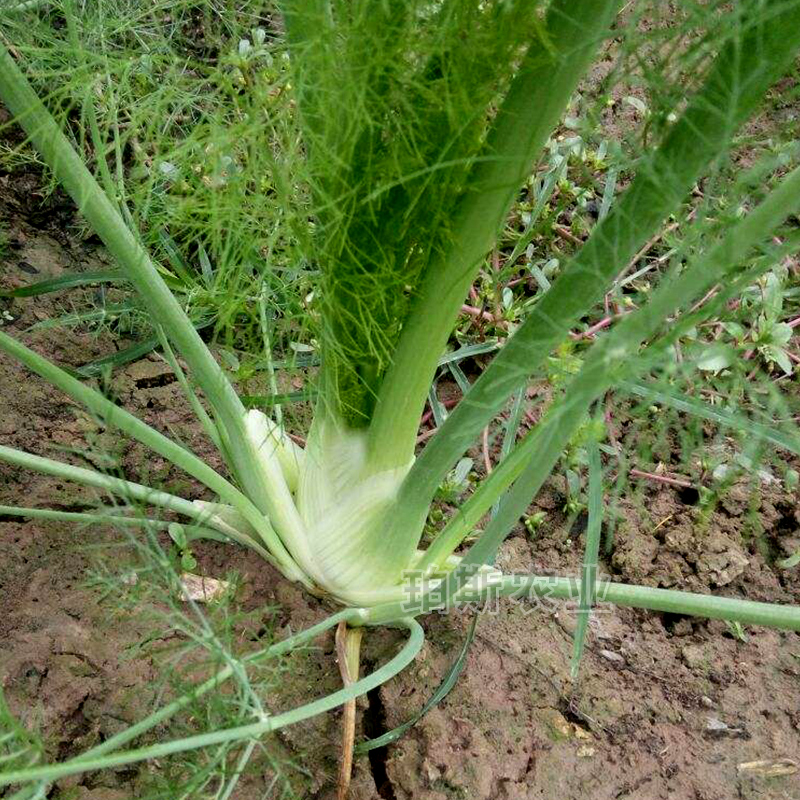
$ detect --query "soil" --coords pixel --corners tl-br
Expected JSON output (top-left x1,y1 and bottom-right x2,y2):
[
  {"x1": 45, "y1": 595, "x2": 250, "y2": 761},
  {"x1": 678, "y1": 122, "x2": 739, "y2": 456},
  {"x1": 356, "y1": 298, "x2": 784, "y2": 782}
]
[{"x1": 2, "y1": 90, "x2": 800, "y2": 800}]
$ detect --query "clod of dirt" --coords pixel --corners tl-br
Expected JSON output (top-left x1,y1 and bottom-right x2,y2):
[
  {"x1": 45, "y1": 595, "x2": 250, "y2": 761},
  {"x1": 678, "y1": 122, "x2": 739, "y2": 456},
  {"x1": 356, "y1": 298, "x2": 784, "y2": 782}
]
[
  {"x1": 705, "y1": 716, "x2": 746, "y2": 739},
  {"x1": 599, "y1": 649, "x2": 624, "y2": 665},
  {"x1": 180, "y1": 571, "x2": 230, "y2": 602}
]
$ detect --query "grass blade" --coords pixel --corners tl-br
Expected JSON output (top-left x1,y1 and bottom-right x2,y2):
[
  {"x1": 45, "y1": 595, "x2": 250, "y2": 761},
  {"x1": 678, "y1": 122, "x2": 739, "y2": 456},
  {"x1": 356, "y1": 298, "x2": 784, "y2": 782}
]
[
  {"x1": 156, "y1": 327, "x2": 223, "y2": 452},
  {"x1": 0, "y1": 270, "x2": 121, "y2": 298},
  {"x1": 436, "y1": 341, "x2": 500, "y2": 367},
  {"x1": 428, "y1": 384, "x2": 447, "y2": 429},
  {"x1": 76, "y1": 319, "x2": 213, "y2": 377},
  {"x1": 447, "y1": 361, "x2": 471, "y2": 395},
  {"x1": 570, "y1": 439, "x2": 603, "y2": 680},
  {"x1": 598, "y1": 163, "x2": 617, "y2": 221},
  {"x1": 491, "y1": 388, "x2": 526, "y2": 518},
  {"x1": 506, "y1": 160, "x2": 567, "y2": 266},
  {"x1": 76, "y1": 337, "x2": 161, "y2": 376}
]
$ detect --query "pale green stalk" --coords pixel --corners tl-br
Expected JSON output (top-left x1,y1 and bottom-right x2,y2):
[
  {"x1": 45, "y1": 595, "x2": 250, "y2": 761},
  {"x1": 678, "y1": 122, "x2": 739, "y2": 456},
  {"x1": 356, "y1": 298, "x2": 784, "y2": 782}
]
[
  {"x1": 404, "y1": 161, "x2": 800, "y2": 614},
  {"x1": 391, "y1": 2, "x2": 800, "y2": 564},
  {"x1": 365, "y1": 576, "x2": 800, "y2": 631},
  {"x1": 0, "y1": 44, "x2": 291, "y2": 540},
  {"x1": 367, "y1": 0, "x2": 623, "y2": 472},
  {"x1": 216, "y1": 740, "x2": 256, "y2": 800},
  {"x1": 0, "y1": 504, "x2": 167, "y2": 528},
  {"x1": 6, "y1": 786, "x2": 45, "y2": 800},
  {"x1": 0, "y1": 445, "x2": 277, "y2": 565},
  {"x1": 0, "y1": 331, "x2": 306, "y2": 582},
  {"x1": 0, "y1": 4, "x2": 798, "y2": 794},
  {"x1": 438, "y1": 204, "x2": 800, "y2": 608},
  {"x1": 309, "y1": 0, "x2": 625, "y2": 591},
  {"x1": 0, "y1": 444, "x2": 201, "y2": 517}
]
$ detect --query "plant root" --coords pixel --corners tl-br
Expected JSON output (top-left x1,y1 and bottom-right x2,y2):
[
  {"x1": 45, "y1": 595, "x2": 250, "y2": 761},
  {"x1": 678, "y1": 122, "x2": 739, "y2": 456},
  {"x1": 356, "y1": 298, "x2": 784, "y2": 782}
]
[{"x1": 336, "y1": 621, "x2": 364, "y2": 800}]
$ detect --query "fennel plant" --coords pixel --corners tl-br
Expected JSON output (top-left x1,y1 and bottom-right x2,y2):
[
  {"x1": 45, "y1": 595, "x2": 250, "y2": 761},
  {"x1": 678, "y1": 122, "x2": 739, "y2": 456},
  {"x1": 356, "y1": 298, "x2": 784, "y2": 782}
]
[{"x1": 1, "y1": 0, "x2": 800, "y2": 789}]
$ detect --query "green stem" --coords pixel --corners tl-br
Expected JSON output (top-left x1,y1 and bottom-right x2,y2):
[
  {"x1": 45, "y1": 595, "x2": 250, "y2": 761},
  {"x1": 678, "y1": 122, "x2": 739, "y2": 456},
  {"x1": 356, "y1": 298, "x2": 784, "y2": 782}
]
[
  {"x1": 216, "y1": 740, "x2": 256, "y2": 800},
  {"x1": 0, "y1": 504, "x2": 168, "y2": 528},
  {"x1": 0, "y1": 618, "x2": 422, "y2": 788},
  {"x1": 0, "y1": 43, "x2": 274, "y2": 526},
  {"x1": 571, "y1": 440, "x2": 603, "y2": 678},
  {"x1": 0, "y1": 504, "x2": 229, "y2": 545},
  {"x1": 0, "y1": 445, "x2": 281, "y2": 568},
  {"x1": 155, "y1": 328, "x2": 223, "y2": 452},
  {"x1": 388, "y1": 2, "x2": 800, "y2": 558},
  {"x1": 365, "y1": 575, "x2": 800, "y2": 632},
  {"x1": 416, "y1": 160, "x2": 800, "y2": 591},
  {"x1": 73, "y1": 608, "x2": 364, "y2": 764},
  {"x1": 367, "y1": 0, "x2": 623, "y2": 471},
  {"x1": 0, "y1": 444, "x2": 198, "y2": 516},
  {"x1": 0, "y1": 331, "x2": 305, "y2": 582}
]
